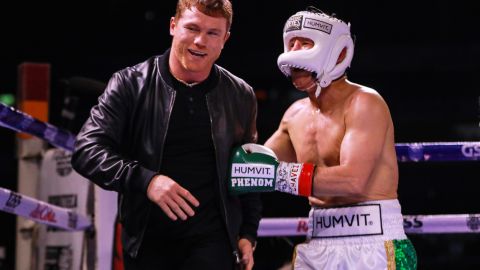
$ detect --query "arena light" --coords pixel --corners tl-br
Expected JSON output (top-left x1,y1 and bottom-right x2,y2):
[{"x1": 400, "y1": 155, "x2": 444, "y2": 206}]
[{"x1": 0, "y1": 94, "x2": 15, "y2": 106}]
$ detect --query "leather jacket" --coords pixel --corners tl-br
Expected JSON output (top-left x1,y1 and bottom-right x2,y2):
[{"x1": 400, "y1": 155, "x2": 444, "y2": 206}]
[{"x1": 71, "y1": 50, "x2": 262, "y2": 260}]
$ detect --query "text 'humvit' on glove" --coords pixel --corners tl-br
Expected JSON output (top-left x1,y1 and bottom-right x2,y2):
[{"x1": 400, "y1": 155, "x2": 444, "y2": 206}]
[{"x1": 228, "y1": 143, "x2": 315, "y2": 197}]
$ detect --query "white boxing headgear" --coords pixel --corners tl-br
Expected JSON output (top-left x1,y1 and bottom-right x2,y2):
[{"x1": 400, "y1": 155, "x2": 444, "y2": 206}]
[{"x1": 277, "y1": 8, "x2": 354, "y2": 88}]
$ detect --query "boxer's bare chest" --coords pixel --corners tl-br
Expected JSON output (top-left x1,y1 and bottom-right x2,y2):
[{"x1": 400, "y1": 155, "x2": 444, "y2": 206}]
[{"x1": 288, "y1": 106, "x2": 345, "y2": 166}]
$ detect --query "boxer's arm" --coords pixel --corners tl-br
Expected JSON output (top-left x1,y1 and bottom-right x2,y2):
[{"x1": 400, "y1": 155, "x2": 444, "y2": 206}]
[
  {"x1": 312, "y1": 91, "x2": 391, "y2": 197},
  {"x1": 265, "y1": 104, "x2": 299, "y2": 162}
]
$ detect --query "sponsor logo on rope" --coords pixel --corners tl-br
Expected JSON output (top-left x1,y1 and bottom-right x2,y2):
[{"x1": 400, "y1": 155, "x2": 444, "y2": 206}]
[
  {"x1": 3, "y1": 191, "x2": 22, "y2": 212},
  {"x1": 461, "y1": 144, "x2": 480, "y2": 158},
  {"x1": 68, "y1": 212, "x2": 78, "y2": 229},
  {"x1": 30, "y1": 203, "x2": 57, "y2": 223},
  {"x1": 403, "y1": 216, "x2": 423, "y2": 230},
  {"x1": 297, "y1": 220, "x2": 308, "y2": 233},
  {"x1": 47, "y1": 195, "x2": 78, "y2": 231},
  {"x1": 466, "y1": 215, "x2": 480, "y2": 231}
]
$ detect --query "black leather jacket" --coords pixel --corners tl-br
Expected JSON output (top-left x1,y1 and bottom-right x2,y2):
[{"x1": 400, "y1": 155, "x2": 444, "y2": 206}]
[{"x1": 71, "y1": 50, "x2": 262, "y2": 259}]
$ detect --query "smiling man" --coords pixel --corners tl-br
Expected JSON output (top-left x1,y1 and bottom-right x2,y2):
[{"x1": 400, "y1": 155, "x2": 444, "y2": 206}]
[{"x1": 71, "y1": 0, "x2": 261, "y2": 269}]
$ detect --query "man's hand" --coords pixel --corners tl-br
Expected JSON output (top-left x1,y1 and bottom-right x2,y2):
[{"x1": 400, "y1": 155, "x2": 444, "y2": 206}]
[
  {"x1": 237, "y1": 238, "x2": 254, "y2": 270},
  {"x1": 146, "y1": 175, "x2": 199, "y2": 221}
]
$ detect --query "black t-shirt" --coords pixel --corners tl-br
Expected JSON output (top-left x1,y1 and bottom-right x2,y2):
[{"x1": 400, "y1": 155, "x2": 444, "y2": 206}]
[{"x1": 145, "y1": 56, "x2": 224, "y2": 241}]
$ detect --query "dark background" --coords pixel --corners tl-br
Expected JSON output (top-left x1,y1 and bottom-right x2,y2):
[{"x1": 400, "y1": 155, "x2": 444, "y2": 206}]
[{"x1": 1, "y1": 0, "x2": 479, "y2": 269}]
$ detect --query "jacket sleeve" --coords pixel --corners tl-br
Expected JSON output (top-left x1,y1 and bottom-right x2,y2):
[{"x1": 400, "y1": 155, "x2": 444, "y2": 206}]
[
  {"x1": 71, "y1": 72, "x2": 157, "y2": 194},
  {"x1": 238, "y1": 89, "x2": 262, "y2": 244}
]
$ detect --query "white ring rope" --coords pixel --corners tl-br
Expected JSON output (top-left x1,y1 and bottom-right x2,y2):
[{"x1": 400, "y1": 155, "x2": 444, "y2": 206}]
[
  {"x1": 2, "y1": 185, "x2": 478, "y2": 235},
  {"x1": 257, "y1": 214, "x2": 480, "y2": 237},
  {"x1": 1, "y1": 103, "x2": 479, "y2": 235},
  {"x1": 0, "y1": 187, "x2": 92, "y2": 231},
  {"x1": 1, "y1": 102, "x2": 480, "y2": 161}
]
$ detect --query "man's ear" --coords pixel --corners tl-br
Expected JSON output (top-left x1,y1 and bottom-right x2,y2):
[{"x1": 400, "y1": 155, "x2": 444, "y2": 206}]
[
  {"x1": 336, "y1": 47, "x2": 347, "y2": 64},
  {"x1": 224, "y1": 31, "x2": 231, "y2": 42},
  {"x1": 220, "y1": 31, "x2": 230, "y2": 49},
  {"x1": 170, "y1": 17, "x2": 176, "y2": 36}
]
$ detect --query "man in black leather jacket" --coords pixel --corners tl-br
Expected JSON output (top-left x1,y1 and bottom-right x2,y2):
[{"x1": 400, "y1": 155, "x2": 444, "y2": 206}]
[{"x1": 71, "y1": 0, "x2": 261, "y2": 269}]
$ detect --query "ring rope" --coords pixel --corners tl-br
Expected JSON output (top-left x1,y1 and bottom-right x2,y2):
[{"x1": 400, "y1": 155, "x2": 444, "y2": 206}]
[
  {"x1": 258, "y1": 214, "x2": 480, "y2": 236},
  {"x1": 1, "y1": 104, "x2": 480, "y2": 234},
  {"x1": 396, "y1": 142, "x2": 480, "y2": 162},
  {"x1": 0, "y1": 187, "x2": 92, "y2": 231},
  {"x1": 2, "y1": 186, "x2": 478, "y2": 235},
  {"x1": 0, "y1": 102, "x2": 75, "y2": 152},
  {"x1": 1, "y1": 102, "x2": 479, "y2": 161}
]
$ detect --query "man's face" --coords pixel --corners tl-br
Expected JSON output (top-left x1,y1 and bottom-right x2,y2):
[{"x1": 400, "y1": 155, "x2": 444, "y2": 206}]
[
  {"x1": 287, "y1": 36, "x2": 314, "y2": 52},
  {"x1": 288, "y1": 37, "x2": 317, "y2": 91},
  {"x1": 170, "y1": 7, "x2": 230, "y2": 77}
]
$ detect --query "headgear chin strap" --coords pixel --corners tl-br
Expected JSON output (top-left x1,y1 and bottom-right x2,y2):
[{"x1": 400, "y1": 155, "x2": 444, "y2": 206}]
[{"x1": 277, "y1": 9, "x2": 354, "y2": 91}]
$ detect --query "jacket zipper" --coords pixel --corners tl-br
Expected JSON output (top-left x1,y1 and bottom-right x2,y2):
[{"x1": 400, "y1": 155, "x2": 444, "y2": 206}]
[
  {"x1": 205, "y1": 93, "x2": 240, "y2": 263},
  {"x1": 135, "y1": 87, "x2": 176, "y2": 257}
]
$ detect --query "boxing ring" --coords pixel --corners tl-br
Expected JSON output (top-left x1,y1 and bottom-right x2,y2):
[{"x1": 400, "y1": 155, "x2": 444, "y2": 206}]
[{"x1": 1, "y1": 101, "x2": 480, "y2": 268}]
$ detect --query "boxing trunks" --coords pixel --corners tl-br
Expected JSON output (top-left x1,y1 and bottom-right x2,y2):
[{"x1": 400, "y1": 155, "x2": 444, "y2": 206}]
[{"x1": 293, "y1": 199, "x2": 417, "y2": 269}]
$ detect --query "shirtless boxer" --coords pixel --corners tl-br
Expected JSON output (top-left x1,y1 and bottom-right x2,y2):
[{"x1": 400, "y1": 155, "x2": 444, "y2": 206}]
[{"x1": 229, "y1": 7, "x2": 417, "y2": 269}]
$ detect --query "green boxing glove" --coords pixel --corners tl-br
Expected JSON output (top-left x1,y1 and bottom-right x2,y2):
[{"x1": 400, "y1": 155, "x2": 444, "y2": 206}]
[{"x1": 229, "y1": 143, "x2": 315, "y2": 197}]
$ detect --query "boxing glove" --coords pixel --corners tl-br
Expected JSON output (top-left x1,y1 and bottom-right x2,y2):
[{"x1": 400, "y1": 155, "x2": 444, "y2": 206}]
[{"x1": 229, "y1": 143, "x2": 315, "y2": 197}]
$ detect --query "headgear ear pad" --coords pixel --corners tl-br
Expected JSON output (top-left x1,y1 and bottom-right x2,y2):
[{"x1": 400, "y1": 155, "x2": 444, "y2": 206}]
[{"x1": 277, "y1": 10, "x2": 354, "y2": 88}]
